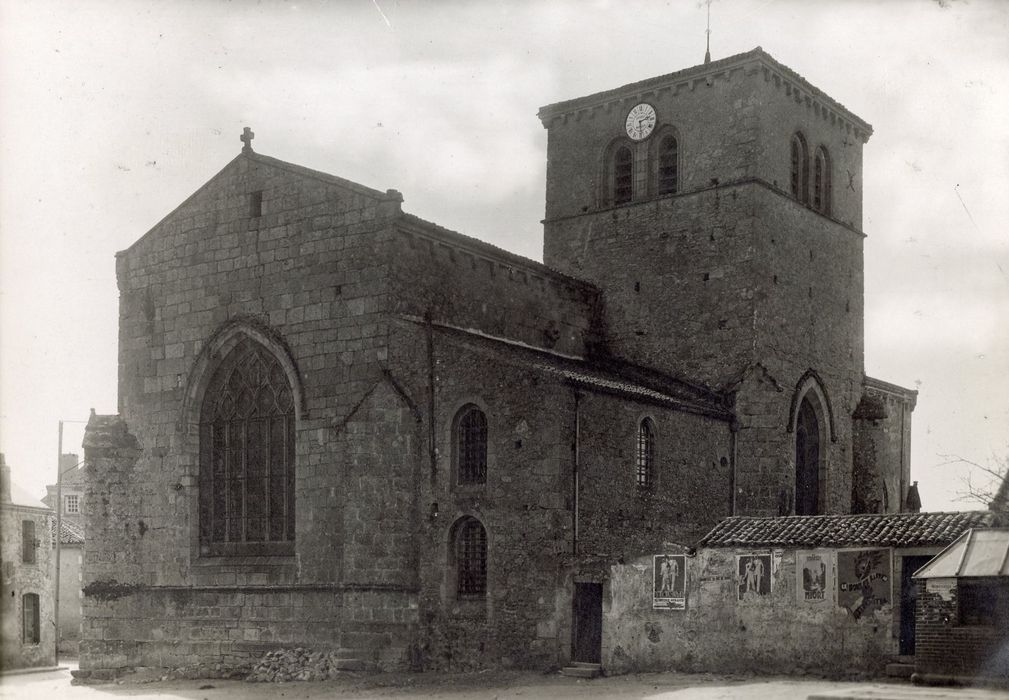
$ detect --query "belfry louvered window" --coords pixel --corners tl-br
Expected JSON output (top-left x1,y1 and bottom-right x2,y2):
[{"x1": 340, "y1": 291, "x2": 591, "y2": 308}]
[
  {"x1": 613, "y1": 146, "x2": 634, "y2": 205},
  {"x1": 657, "y1": 135, "x2": 678, "y2": 195},
  {"x1": 790, "y1": 132, "x2": 809, "y2": 204},
  {"x1": 455, "y1": 517, "x2": 487, "y2": 598},
  {"x1": 636, "y1": 418, "x2": 656, "y2": 488},
  {"x1": 199, "y1": 337, "x2": 295, "y2": 555},
  {"x1": 455, "y1": 405, "x2": 487, "y2": 485}
]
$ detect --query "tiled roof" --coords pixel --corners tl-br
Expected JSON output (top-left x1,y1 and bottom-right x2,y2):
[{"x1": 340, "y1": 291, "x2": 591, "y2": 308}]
[
  {"x1": 50, "y1": 518, "x2": 85, "y2": 545},
  {"x1": 698, "y1": 511, "x2": 995, "y2": 549}
]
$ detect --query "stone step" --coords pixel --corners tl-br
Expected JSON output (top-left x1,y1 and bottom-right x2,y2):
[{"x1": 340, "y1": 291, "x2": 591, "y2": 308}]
[
  {"x1": 561, "y1": 665, "x2": 602, "y2": 679},
  {"x1": 333, "y1": 658, "x2": 367, "y2": 672},
  {"x1": 885, "y1": 662, "x2": 915, "y2": 678},
  {"x1": 571, "y1": 662, "x2": 601, "y2": 668}
]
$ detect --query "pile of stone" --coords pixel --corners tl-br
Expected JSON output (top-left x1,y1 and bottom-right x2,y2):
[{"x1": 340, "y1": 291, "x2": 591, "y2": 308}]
[{"x1": 245, "y1": 648, "x2": 349, "y2": 682}]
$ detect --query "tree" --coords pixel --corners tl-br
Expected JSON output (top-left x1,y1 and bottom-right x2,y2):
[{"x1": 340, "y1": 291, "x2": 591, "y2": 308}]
[{"x1": 944, "y1": 452, "x2": 1009, "y2": 512}]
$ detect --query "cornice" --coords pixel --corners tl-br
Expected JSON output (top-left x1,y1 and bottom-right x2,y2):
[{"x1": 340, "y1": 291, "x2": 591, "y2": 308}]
[{"x1": 538, "y1": 47, "x2": 872, "y2": 144}]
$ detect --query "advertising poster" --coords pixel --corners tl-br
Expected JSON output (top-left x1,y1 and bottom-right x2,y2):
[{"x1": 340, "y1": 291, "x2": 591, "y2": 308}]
[
  {"x1": 736, "y1": 553, "x2": 772, "y2": 601},
  {"x1": 837, "y1": 548, "x2": 892, "y2": 619},
  {"x1": 796, "y1": 550, "x2": 834, "y2": 604},
  {"x1": 653, "y1": 554, "x2": 686, "y2": 610}
]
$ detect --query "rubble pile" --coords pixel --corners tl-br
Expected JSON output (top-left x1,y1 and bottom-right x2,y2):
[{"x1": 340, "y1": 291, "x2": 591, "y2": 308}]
[{"x1": 245, "y1": 647, "x2": 349, "y2": 682}]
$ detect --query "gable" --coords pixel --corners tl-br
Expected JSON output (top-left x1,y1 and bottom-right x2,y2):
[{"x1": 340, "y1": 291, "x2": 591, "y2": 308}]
[{"x1": 117, "y1": 152, "x2": 387, "y2": 273}]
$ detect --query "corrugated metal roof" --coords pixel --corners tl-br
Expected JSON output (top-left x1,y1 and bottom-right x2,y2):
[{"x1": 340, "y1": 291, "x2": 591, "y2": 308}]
[
  {"x1": 914, "y1": 528, "x2": 1009, "y2": 579},
  {"x1": 698, "y1": 511, "x2": 994, "y2": 549}
]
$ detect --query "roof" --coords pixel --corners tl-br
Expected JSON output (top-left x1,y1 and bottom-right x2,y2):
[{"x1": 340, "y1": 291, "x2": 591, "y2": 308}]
[
  {"x1": 914, "y1": 528, "x2": 1009, "y2": 579},
  {"x1": 51, "y1": 518, "x2": 85, "y2": 545},
  {"x1": 419, "y1": 319, "x2": 732, "y2": 420},
  {"x1": 698, "y1": 511, "x2": 995, "y2": 549},
  {"x1": 538, "y1": 47, "x2": 872, "y2": 137},
  {"x1": 5, "y1": 480, "x2": 49, "y2": 510}
]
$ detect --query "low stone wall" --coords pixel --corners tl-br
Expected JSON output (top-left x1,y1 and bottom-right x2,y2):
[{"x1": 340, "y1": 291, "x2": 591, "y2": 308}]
[{"x1": 604, "y1": 547, "x2": 896, "y2": 676}]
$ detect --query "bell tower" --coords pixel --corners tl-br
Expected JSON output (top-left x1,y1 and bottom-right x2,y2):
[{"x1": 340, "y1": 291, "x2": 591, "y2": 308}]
[{"x1": 538, "y1": 48, "x2": 873, "y2": 516}]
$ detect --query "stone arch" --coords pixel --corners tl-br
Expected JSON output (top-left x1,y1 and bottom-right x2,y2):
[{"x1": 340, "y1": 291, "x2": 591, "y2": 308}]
[
  {"x1": 649, "y1": 124, "x2": 682, "y2": 196},
  {"x1": 788, "y1": 370, "x2": 835, "y2": 515},
  {"x1": 600, "y1": 136, "x2": 636, "y2": 207},
  {"x1": 180, "y1": 316, "x2": 306, "y2": 433}
]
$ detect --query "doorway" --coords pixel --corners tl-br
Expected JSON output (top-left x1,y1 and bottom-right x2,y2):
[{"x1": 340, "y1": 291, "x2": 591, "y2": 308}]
[
  {"x1": 571, "y1": 582, "x2": 602, "y2": 664},
  {"x1": 899, "y1": 555, "x2": 933, "y2": 655}
]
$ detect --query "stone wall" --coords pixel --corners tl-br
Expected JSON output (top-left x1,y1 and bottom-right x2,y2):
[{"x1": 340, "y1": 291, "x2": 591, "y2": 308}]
[
  {"x1": 55, "y1": 543, "x2": 83, "y2": 653},
  {"x1": 603, "y1": 548, "x2": 895, "y2": 676},
  {"x1": 1, "y1": 504, "x2": 56, "y2": 670},
  {"x1": 853, "y1": 380, "x2": 917, "y2": 514},
  {"x1": 914, "y1": 578, "x2": 1009, "y2": 682}
]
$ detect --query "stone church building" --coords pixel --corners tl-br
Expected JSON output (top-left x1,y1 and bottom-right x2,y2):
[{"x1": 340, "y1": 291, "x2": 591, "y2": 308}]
[{"x1": 80, "y1": 47, "x2": 918, "y2": 674}]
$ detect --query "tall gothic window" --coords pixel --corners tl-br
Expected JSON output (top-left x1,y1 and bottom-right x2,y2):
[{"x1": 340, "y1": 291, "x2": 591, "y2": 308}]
[
  {"x1": 23, "y1": 593, "x2": 40, "y2": 644},
  {"x1": 199, "y1": 336, "x2": 295, "y2": 555},
  {"x1": 455, "y1": 405, "x2": 487, "y2": 485},
  {"x1": 636, "y1": 418, "x2": 656, "y2": 488},
  {"x1": 795, "y1": 397, "x2": 821, "y2": 515},
  {"x1": 813, "y1": 146, "x2": 831, "y2": 215},
  {"x1": 657, "y1": 135, "x2": 678, "y2": 195},
  {"x1": 790, "y1": 132, "x2": 809, "y2": 204},
  {"x1": 454, "y1": 517, "x2": 487, "y2": 598},
  {"x1": 613, "y1": 146, "x2": 634, "y2": 205}
]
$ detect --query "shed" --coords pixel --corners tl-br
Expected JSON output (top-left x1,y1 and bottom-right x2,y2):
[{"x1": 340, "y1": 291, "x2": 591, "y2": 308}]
[{"x1": 912, "y1": 528, "x2": 1009, "y2": 685}]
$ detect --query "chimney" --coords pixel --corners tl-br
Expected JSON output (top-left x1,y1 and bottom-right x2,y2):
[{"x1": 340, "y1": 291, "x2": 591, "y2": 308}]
[
  {"x1": 0, "y1": 453, "x2": 10, "y2": 504},
  {"x1": 904, "y1": 481, "x2": 922, "y2": 514}
]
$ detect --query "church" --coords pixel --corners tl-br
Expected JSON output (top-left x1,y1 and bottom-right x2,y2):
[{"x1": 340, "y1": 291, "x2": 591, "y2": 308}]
[{"x1": 80, "y1": 47, "x2": 930, "y2": 676}]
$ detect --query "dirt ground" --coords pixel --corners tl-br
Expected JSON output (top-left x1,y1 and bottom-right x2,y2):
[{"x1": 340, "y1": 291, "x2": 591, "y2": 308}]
[{"x1": 3, "y1": 666, "x2": 1008, "y2": 700}]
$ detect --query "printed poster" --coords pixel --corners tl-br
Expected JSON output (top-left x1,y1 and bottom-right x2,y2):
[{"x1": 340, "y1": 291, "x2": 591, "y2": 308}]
[
  {"x1": 837, "y1": 548, "x2": 892, "y2": 619},
  {"x1": 736, "y1": 553, "x2": 772, "y2": 601},
  {"x1": 796, "y1": 550, "x2": 834, "y2": 604},
  {"x1": 653, "y1": 554, "x2": 686, "y2": 610}
]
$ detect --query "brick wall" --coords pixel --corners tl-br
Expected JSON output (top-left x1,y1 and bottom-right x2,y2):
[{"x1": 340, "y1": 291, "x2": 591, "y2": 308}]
[{"x1": 914, "y1": 578, "x2": 1009, "y2": 681}]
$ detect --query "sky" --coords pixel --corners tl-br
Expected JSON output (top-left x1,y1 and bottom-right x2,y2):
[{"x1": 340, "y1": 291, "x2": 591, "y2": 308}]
[{"x1": 1, "y1": 0, "x2": 1007, "y2": 512}]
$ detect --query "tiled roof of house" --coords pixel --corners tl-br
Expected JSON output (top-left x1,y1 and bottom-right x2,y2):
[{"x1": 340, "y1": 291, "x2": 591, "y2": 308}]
[
  {"x1": 50, "y1": 518, "x2": 85, "y2": 545},
  {"x1": 698, "y1": 510, "x2": 995, "y2": 549}
]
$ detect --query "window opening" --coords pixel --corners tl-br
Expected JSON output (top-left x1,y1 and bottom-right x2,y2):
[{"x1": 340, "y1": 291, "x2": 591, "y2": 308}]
[
  {"x1": 22, "y1": 520, "x2": 36, "y2": 564},
  {"x1": 199, "y1": 336, "x2": 295, "y2": 553},
  {"x1": 613, "y1": 146, "x2": 633, "y2": 205},
  {"x1": 813, "y1": 147, "x2": 831, "y2": 214},
  {"x1": 636, "y1": 418, "x2": 655, "y2": 488},
  {"x1": 23, "y1": 593, "x2": 40, "y2": 644},
  {"x1": 790, "y1": 133, "x2": 809, "y2": 204},
  {"x1": 657, "y1": 136, "x2": 678, "y2": 195},
  {"x1": 65, "y1": 494, "x2": 80, "y2": 514},
  {"x1": 250, "y1": 190, "x2": 263, "y2": 218},
  {"x1": 456, "y1": 518, "x2": 487, "y2": 598},
  {"x1": 795, "y1": 397, "x2": 820, "y2": 515},
  {"x1": 456, "y1": 406, "x2": 488, "y2": 485}
]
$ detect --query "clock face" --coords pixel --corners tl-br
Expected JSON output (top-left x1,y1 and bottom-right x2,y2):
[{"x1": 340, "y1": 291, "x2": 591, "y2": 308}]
[{"x1": 625, "y1": 103, "x2": 657, "y2": 141}]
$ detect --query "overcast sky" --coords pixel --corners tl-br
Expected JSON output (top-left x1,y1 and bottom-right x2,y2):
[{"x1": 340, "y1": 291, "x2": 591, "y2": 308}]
[{"x1": 1, "y1": 0, "x2": 1007, "y2": 512}]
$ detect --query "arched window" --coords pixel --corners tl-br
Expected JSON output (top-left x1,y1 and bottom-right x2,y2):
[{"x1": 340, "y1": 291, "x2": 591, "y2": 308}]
[
  {"x1": 23, "y1": 593, "x2": 39, "y2": 644},
  {"x1": 198, "y1": 336, "x2": 295, "y2": 555},
  {"x1": 657, "y1": 135, "x2": 678, "y2": 195},
  {"x1": 455, "y1": 405, "x2": 487, "y2": 485},
  {"x1": 813, "y1": 146, "x2": 831, "y2": 214},
  {"x1": 795, "y1": 397, "x2": 821, "y2": 515},
  {"x1": 636, "y1": 418, "x2": 656, "y2": 488},
  {"x1": 453, "y1": 517, "x2": 487, "y2": 598},
  {"x1": 613, "y1": 145, "x2": 634, "y2": 205},
  {"x1": 790, "y1": 132, "x2": 809, "y2": 204}
]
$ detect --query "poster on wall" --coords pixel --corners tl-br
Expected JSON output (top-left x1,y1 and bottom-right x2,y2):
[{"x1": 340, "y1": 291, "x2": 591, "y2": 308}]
[
  {"x1": 736, "y1": 553, "x2": 772, "y2": 601},
  {"x1": 837, "y1": 548, "x2": 892, "y2": 619},
  {"x1": 653, "y1": 554, "x2": 686, "y2": 610},
  {"x1": 796, "y1": 550, "x2": 834, "y2": 604}
]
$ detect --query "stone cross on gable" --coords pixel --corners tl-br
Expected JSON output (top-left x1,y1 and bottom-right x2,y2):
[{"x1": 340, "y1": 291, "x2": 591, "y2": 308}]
[{"x1": 241, "y1": 127, "x2": 255, "y2": 154}]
